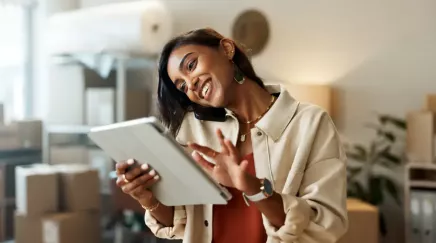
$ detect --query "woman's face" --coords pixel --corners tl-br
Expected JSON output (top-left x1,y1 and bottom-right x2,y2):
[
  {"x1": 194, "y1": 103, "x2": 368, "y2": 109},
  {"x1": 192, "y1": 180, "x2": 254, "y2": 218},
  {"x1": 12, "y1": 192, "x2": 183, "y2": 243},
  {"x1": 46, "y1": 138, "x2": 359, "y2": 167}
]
[{"x1": 167, "y1": 42, "x2": 235, "y2": 107}]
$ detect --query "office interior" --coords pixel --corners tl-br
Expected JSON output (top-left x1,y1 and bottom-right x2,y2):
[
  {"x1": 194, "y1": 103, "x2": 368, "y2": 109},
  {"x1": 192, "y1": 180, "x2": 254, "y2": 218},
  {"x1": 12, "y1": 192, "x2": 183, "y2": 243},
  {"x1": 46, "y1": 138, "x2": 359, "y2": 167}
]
[{"x1": 1, "y1": 0, "x2": 436, "y2": 243}]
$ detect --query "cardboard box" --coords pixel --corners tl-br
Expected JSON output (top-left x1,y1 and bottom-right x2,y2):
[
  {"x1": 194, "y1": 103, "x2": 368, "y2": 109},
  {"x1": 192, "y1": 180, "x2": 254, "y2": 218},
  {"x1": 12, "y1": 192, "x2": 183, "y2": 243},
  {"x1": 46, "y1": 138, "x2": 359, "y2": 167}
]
[
  {"x1": 15, "y1": 164, "x2": 59, "y2": 216},
  {"x1": 338, "y1": 198, "x2": 379, "y2": 243},
  {"x1": 285, "y1": 83, "x2": 333, "y2": 116},
  {"x1": 14, "y1": 212, "x2": 44, "y2": 243},
  {"x1": 0, "y1": 124, "x2": 20, "y2": 150},
  {"x1": 406, "y1": 111, "x2": 434, "y2": 163},
  {"x1": 42, "y1": 211, "x2": 101, "y2": 243},
  {"x1": 53, "y1": 165, "x2": 101, "y2": 212},
  {"x1": 426, "y1": 94, "x2": 436, "y2": 132},
  {"x1": 426, "y1": 94, "x2": 436, "y2": 114},
  {"x1": 0, "y1": 119, "x2": 43, "y2": 150},
  {"x1": 15, "y1": 120, "x2": 43, "y2": 149}
]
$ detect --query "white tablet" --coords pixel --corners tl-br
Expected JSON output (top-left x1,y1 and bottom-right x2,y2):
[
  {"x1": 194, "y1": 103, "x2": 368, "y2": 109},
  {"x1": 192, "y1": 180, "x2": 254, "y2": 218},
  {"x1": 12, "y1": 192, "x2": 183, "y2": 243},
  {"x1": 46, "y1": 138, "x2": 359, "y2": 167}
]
[{"x1": 88, "y1": 117, "x2": 232, "y2": 206}]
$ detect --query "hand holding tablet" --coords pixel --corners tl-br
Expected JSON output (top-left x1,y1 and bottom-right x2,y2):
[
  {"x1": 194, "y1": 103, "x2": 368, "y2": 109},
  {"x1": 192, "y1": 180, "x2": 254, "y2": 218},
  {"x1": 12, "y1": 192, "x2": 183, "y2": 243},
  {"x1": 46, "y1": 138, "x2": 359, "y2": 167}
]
[
  {"x1": 88, "y1": 117, "x2": 232, "y2": 207},
  {"x1": 115, "y1": 159, "x2": 160, "y2": 210}
]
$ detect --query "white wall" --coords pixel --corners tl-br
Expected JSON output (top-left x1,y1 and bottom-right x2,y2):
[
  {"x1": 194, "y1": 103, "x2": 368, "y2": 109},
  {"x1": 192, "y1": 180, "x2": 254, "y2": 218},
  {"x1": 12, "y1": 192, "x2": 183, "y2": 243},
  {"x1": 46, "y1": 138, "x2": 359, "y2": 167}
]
[{"x1": 35, "y1": 1, "x2": 436, "y2": 241}]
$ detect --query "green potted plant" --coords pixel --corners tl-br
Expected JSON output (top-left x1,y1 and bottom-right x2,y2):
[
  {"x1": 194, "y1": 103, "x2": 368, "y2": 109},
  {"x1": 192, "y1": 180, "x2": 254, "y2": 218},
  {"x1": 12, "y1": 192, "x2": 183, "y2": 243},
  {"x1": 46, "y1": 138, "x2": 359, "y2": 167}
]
[{"x1": 344, "y1": 113, "x2": 407, "y2": 235}]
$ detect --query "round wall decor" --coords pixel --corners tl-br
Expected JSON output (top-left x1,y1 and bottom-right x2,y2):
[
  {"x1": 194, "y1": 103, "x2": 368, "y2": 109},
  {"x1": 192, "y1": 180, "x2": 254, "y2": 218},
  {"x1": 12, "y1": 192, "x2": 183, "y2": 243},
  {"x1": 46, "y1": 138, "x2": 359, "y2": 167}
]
[{"x1": 232, "y1": 9, "x2": 270, "y2": 56}]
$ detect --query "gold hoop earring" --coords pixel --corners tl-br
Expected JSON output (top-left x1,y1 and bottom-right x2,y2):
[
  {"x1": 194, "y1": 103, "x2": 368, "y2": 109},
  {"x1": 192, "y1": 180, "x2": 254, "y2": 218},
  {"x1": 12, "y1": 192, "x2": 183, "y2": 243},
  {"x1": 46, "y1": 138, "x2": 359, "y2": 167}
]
[{"x1": 233, "y1": 62, "x2": 245, "y2": 84}]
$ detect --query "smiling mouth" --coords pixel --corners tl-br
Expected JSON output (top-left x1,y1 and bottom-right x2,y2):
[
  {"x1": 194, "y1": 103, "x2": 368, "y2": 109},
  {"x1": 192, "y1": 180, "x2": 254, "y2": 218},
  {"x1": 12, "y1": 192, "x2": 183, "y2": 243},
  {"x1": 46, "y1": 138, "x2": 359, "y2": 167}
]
[{"x1": 200, "y1": 79, "x2": 212, "y2": 99}]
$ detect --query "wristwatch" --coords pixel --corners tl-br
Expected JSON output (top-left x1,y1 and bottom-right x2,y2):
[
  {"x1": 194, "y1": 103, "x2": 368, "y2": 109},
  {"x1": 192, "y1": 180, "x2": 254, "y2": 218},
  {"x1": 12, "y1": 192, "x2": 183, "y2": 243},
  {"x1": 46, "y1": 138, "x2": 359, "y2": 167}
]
[{"x1": 243, "y1": 178, "x2": 274, "y2": 206}]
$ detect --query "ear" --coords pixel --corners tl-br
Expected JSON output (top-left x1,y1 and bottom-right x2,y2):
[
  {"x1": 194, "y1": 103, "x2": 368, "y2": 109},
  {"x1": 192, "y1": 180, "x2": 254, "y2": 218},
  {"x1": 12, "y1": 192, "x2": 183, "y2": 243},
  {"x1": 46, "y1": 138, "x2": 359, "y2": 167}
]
[{"x1": 220, "y1": 38, "x2": 236, "y2": 60}]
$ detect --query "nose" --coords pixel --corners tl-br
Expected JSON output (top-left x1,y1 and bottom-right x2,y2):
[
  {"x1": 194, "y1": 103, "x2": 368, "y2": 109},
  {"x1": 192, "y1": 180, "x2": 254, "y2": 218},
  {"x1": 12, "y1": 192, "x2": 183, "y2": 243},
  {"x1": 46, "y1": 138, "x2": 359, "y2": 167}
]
[{"x1": 186, "y1": 77, "x2": 199, "y2": 91}]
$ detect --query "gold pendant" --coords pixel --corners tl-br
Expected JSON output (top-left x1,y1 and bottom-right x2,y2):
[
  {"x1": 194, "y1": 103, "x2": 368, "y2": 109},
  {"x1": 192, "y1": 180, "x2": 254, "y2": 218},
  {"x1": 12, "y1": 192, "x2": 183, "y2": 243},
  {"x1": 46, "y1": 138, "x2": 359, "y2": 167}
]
[{"x1": 240, "y1": 134, "x2": 246, "y2": 142}]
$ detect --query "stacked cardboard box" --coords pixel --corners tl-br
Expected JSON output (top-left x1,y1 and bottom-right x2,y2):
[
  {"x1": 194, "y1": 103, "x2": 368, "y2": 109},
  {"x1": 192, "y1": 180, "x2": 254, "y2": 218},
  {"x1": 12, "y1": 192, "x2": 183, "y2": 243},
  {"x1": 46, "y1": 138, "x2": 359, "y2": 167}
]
[
  {"x1": 338, "y1": 198, "x2": 379, "y2": 243},
  {"x1": 14, "y1": 164, "x2": 101, "y2": 243},
  {"x1": 0, "y1": 120, "x2": 42, "y2": 150},
  {"x1": 406, "y1": 94, "x2": 436, "y2": 163}
]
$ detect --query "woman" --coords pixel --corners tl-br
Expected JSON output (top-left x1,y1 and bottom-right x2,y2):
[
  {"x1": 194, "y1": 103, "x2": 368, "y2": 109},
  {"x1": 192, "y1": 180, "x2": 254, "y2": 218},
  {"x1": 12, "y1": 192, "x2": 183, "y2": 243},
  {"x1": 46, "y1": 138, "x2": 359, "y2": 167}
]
[{"x1": 116, "y1": 28, "x2": 348, "y2": 243}]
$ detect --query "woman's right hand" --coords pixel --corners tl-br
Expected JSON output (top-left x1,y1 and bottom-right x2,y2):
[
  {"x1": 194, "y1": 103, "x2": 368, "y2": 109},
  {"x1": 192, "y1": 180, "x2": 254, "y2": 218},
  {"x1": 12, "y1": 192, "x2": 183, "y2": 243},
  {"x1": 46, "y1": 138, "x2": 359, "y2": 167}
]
[{"x1": 115, "y1": 159, "x2": 161, "y2": 207}]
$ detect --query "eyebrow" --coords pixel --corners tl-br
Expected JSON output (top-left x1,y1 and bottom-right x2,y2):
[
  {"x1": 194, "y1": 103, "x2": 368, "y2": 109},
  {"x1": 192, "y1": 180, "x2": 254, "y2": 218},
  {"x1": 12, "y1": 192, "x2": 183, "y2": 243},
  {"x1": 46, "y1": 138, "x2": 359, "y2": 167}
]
[{"x1": 179, "y1": 52, "x2": 194, "y2": 71}]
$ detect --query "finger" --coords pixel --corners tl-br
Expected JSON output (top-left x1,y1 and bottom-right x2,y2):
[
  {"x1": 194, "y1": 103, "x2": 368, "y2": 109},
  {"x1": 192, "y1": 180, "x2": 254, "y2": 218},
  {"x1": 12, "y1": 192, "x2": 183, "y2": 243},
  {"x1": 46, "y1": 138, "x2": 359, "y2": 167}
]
[
  {"x1": 116, "y1": 176, "x2": 127, "y2": 187},
  {"x1": 124, "y1": 165, "x2": 144, "y2": 181},
  {"x1": 224, "y1": 139, "x2": 238, "y2": 160},
  {"x1": 192, "y1": 151, "x2": 214, "y2": 173},
  {"x1": 239, "y1": 160, "x2": 249, "y2": 171},
  {"x1": 140, "y1": 163, "x2": 150, "y2": 172},
  {"x1": 116, "y1": 159, "x2": 134, "y2": 175},
  {"x1": 188, "y1": 142, "x2": 218, "y2": 158},
  {"x1": 216, "y1": 129, "x2": 229, "y2": 155},
  {"x1": 122, "y1": 170, "x2": 159, "y2": 193}
]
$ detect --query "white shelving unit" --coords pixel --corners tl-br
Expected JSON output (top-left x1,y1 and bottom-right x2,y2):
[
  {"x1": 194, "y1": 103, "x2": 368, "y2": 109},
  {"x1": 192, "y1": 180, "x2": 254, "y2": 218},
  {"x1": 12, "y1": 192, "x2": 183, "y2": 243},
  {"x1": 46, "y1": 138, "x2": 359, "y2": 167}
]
[
  {"x1": 404, "y1": 163, "x2": 436, "y2": 243},
  {"x1": 42, "y1": 124, "x2": 95, "y2": 164},
  {"x1": 43, "y1": 53, "x2": 157, "y2": 164}
]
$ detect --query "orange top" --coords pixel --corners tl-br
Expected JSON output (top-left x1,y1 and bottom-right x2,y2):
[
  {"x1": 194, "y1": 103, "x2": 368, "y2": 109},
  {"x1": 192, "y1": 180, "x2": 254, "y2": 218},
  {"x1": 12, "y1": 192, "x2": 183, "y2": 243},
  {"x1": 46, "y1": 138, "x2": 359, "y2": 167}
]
[{"x1": 212, "y1": 153, "x2": 267, "y2": 243}]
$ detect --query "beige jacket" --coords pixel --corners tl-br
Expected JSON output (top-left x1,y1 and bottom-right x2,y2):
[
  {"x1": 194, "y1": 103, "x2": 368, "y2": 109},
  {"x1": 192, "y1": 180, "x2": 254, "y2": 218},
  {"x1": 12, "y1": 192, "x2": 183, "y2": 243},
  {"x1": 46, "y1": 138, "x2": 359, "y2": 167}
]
[{"x1": 144, "y1": 85, "x2": 348, "y2": 243}]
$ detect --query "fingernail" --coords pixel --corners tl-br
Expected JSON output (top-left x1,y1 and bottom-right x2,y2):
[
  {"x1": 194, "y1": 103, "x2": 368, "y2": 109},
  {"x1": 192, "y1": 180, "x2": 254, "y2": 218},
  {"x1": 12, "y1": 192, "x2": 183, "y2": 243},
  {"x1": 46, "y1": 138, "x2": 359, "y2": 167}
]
[
  {"x1": 149, "y1": 170, "x2": 156, "y2": 176},
  {"x1": 154, "y1": 175, "x2": 160, "y2": 180},
  {"x1": 141, "y1": 164, "x2": 148, "y2": 170},
  {"x1": 127, "y1": 159, "x2": 134, "y2": 165}
]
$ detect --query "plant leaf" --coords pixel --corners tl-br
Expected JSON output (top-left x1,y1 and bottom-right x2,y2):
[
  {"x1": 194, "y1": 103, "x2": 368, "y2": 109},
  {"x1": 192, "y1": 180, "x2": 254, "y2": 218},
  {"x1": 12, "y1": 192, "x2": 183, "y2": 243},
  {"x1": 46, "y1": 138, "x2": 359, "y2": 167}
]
[
  {"x1": 347, "y1": 167, "x2": 362, "y2": 180},
  {"x1": 348, "y1": 167, "x2": 362, "y2": 174},
  {"x1": 374, "y1": 145, "x2": 390, "y2": 161},
  {"x1": 346, "y1": 152, "x2": 366, "y2": 162},
  {"x1": 380, "y1": 131, "x2": 395, "y2": 142},
  {"x1": 379, "y1": 115, "x2": 407, "y2": 130},
  {"x1": 353, "y1": 144, "x2": 367, "y2": 158},
  {"x1": 364, "y1": 121, "x2": 397, "y2": 142},
  {"x1": 379, "y1": 159, "x2": 397, "y2": 168},
  {"x1": 380, "y1": 150, "x2": 402, "y2": 164},
  {"x1": 376, "y1": 128, "x2": 396, "y2": 142},
  {"x1": 369, "y1": 142, "x2": 378, "y2": 162}
]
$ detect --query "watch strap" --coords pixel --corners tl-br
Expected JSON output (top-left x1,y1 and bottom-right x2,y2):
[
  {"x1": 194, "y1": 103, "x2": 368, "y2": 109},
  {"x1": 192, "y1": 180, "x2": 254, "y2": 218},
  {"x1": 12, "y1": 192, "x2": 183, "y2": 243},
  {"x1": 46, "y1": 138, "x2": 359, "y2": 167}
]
[
  {"x1": 245, "y1": 191, "x2": 267, "y2": 202},
  {"x1": 242, "y1": 178, "x2": 272, "y2": 206}
]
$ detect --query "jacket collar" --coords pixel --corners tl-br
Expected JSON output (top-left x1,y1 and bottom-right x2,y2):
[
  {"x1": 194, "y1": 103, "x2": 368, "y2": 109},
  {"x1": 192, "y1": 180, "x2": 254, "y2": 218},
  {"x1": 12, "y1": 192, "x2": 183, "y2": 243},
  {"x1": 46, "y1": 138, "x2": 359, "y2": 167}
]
[{"x1": 226, "y1": 84, "x2": 300, "y2": 142}]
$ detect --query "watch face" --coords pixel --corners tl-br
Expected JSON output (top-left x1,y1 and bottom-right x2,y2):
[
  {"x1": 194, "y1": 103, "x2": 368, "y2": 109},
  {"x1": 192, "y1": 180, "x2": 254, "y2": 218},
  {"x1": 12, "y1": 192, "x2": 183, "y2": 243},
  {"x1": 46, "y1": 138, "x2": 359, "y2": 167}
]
[{"x1": 263, "y1": 179, "x2": 273, "y2": 196}]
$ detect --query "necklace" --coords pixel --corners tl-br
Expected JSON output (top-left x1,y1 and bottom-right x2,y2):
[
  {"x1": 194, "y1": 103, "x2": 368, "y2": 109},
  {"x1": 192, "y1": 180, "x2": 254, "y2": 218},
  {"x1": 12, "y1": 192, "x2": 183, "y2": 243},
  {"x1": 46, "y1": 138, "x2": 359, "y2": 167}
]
[{"x1": 238, "y1": 95, "x2": 276, "y2": 142}]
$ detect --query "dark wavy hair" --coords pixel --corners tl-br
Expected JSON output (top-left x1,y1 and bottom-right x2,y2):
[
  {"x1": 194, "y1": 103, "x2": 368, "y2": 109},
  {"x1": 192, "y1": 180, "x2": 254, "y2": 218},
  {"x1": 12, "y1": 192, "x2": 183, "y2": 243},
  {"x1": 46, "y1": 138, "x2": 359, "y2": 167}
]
[{"x1": 157, "y1": 28, "x2": 265, "y2": 137}]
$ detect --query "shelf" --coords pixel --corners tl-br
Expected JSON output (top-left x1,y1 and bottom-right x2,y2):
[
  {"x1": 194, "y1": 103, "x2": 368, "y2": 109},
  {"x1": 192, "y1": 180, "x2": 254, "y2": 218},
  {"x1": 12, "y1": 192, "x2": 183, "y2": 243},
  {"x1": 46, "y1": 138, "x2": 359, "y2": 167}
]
[
  {"x1": 409, "y1": 180, "x2": 436, "y2": 189},
  {"x1": 406, "y1": 163, "x2": 436, "y2": 170},
  {"x1": 51, "y1": 53, "x2": 157, "y2": 70},
  {"x1": 45, "y1": 124, "x2": 96, "y2": 134}
]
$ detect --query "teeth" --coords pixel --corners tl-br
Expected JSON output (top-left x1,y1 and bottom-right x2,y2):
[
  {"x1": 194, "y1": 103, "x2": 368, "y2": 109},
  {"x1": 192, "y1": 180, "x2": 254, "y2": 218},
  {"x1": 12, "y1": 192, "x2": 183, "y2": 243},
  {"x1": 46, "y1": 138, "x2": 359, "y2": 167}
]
[{"x1": 202, "y1": 82, "x2": 210, "y2": 98}]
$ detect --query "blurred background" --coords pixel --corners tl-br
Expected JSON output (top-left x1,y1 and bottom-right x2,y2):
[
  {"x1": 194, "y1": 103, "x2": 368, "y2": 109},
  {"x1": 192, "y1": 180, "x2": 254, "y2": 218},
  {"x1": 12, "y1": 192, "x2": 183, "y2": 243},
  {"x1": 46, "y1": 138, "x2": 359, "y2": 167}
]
[{"x1": 1, "y1": 0, "x2": 436, "y2": 243}]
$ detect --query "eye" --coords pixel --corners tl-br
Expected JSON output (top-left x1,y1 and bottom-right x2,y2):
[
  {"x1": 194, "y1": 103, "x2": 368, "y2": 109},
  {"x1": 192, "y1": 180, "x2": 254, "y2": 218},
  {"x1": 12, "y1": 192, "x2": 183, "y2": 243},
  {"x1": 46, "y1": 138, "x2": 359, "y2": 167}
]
[
  {"x1": 187, "y1": 59, "x2": 197, "y2": 71},
  {"x1": 179, "y1": 81, "x2": 187, "y2": 93}
]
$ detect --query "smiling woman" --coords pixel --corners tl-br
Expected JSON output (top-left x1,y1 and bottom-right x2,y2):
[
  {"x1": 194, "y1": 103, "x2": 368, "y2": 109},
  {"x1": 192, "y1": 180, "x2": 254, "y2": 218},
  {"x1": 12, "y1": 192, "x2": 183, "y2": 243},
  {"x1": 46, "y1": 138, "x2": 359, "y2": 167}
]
[
  {"x1": 156, "y1": 28, "x2": 266, "y2": 136},
  {"x1": 115, "y1": 28, "x2": 349, "y2": 243}
]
